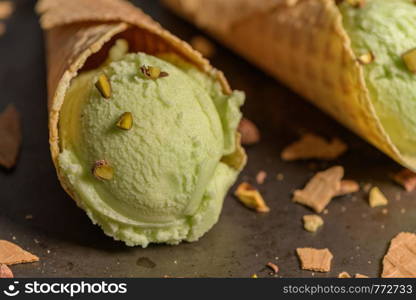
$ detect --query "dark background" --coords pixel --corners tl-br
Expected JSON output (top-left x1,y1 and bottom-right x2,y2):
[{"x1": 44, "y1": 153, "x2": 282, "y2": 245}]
[{"x1": 0, "y1": 0, "x2": 414, "y2": 278}]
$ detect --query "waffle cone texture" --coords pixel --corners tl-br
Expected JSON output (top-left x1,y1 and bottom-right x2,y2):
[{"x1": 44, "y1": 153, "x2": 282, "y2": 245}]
[{"x1": 163, "y1": 0, "x2": 416, "y2": 169}]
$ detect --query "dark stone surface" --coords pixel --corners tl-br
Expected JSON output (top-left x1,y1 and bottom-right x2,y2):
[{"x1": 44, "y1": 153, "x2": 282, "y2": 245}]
[{"x1": 0, "y1": 0, "x2": 414, "y2": 278}]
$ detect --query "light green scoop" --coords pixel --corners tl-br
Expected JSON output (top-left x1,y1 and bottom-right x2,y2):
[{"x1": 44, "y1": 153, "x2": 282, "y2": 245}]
[
  {"x1": 58, "y1": 40, "x2": 245, "y2": 247},
  {"x1": 340, "y1": 0, "x2": 416, "y2": 158}
]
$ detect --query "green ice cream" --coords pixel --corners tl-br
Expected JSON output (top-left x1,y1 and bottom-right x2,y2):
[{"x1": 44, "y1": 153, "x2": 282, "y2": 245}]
[
  {"x1": 340, "y1": 0, "x2": 416, "y2": 159},
  {"x1": 58, "y1": 40, "x2": 245, "y2": 247}
]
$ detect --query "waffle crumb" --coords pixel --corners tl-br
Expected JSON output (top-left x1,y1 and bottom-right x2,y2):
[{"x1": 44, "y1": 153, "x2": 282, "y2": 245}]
[
  {"x1": 382, "y1": 232, "x2": 416, "y2": 278},
  {"x1": 293, "y1": 166, "x2": 344, "y2": 213},
  {"x1": 392, "y1": 168, "x2": 416, "y2": 192},
  {"x1": 336, "y1": 180, "x2": 360, "y2": 196},
  {"x1": 338, "y1": 271, "x2": 351, "y2": 278},
  {"x1": 281, "y1": 134, "x2": 347, "y2": 161},
  {"x1": 0, "y1": 240, "x2": 39, "y2": 265},
  {"x1": 0, "y1": 264, "x2": 13, "y2": 278},
  {"x1": 296, "y1": 248, "x2": 333, "y2": 273},
  {"x1": 0, "y1": 1, "x2": 13, "y2": 19}
]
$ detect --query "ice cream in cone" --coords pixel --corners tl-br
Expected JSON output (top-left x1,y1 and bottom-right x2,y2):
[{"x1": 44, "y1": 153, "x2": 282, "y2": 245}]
[
  {"x1": 163, "y1": 0, "x2": 416, "y2": 170},
  {"x1": 36, "y1": 0, "x2": 246, "y2": 247}
]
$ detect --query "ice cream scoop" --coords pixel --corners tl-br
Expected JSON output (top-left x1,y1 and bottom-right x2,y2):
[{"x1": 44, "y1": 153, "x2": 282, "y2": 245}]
[
  {"x1": 340, "y1": 0, "x2": 416, "y2": 159},
  {"x1": 57, "y1": 40, "x2": 245, "y2": 247},
  {"x1": 36, "y1": 0, "x2": 246, "y2": 248}
]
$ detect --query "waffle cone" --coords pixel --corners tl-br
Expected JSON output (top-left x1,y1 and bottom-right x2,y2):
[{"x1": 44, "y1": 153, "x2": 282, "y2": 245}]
[
  {"x1": 163, "y1": 0, "x2": 416, "y2": 169},
  {"x1": 36, "y1": 0, "x2": 238, "y2": 201}
]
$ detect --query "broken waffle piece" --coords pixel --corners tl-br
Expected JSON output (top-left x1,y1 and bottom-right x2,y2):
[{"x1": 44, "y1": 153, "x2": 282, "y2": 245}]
[
  {"x1": 303, "y1": 215, "x2": 324, "y2": 233},
  {"x1": 238, "y1": 118, "x2": 260, "y2": 146},
  {"x1": 235, "y1": 182, "x2": 270, "y2": 213},
  {"x1": 256, "y1": 170, "x2": 267, "y2": 185},
  {"x1": 281, "y1": 134, "x2": 347, "y2": 161},
  {"x1": 0, "y1": 104, "x2": 22, "y2": 169},
  {"x1": 338, "y1": 271, "x2": 351, "y2": 278},
  {"x1": 0, "y1": 1, "x2": 13, "y2": 19},
  {"x1": 392, "y1": 169, "x2": 416, "y2": 192},
  {"x1": 0, "y1": 264, "x2": 13, "y2": 278},
  {"x1": 369, "y1": 187, "x2": 388, "y2": 208},
  {"x1": 293, "y1": 166, "x2": 344, "y2": 213},
  {"x1": 336, "y1": 180, "x2": 360, "y2": 196},
  {"x1": 296, "y1": 248, "x2": 333, "y2": 273},
  {"x1": 0, "y1": 240, "x2": 39, "y2": 265},
  {"x1": 382, "y1": 232, "x2": 416, "y2": 278},
  {"x1": 190, "y1": 36, "x2": 216, "y2": 58}
]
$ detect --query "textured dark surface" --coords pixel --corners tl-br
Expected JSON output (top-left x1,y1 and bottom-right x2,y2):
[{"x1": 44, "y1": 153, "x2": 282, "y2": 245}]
[{"x1": 0, "y1": 0, "x2": 415, "y2": 278}]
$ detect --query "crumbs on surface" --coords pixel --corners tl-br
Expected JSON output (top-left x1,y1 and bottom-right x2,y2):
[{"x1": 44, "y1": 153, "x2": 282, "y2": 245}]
[
  {"x1": 338, "y1": 271, "x2": 351, "y2": 278},
  {"x1": 296, "y1": 248, "x2": 333, "y2": 273},
  {"x1": 368, "y1": 187, "x2": 388, "y2": 208},
  {"x1": 302, "y1": 215, "x2": 324, "y2": 233},
  {"x1": 382, "y1": 232, "x2": 416, "y2": 278},
  {"x1": 235, "y1": 182, "x2": 269, "y2": 213},
  {"x1": 256, "y1": 170, "x2": 267, "y2": 185},
  {"x1": 281, "y1": 133, "x2": 347, "y2": 161},
  {"x1": 238, "y1": 118, "x2": 260, "y2": 146},
  {"x1": 0, "y1": 240, "x2": 39, "y2": 265},
  {"x1": 391, "y1": 168, "x2": 416, "y2": 192},
  {"x1": 266, "y1": 262, "x2": 279, "y2": 274},
  {"x1": 336, "y1": 180, "x2": 360, "y2": 196},
  {"x1": 0, "y1": 264, "x2": 13, "y2": 278},
  {"x1": 0, "y1": 1, "x2": 13, "y2": 19},
  {"x1": 293, "y1": 166, "x2": 344, "y2": 213}
]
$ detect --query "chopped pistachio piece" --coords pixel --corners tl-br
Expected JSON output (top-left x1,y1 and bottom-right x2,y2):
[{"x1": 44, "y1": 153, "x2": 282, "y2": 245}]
[
  {"x1": 303, "y1": 214, "x2": 324, "y2": 233},
  {"x1": 369, "y1": 186, "x2": 388, "y2": 208},
  {"x1": 141, "y1": 65, "x2": 169, "y2": 79},
  {"x1": 116, "y1": 112, "x2": 133, "y2": 130},
  {"x1": 234, "y1": 182, "x2": 270, "y2": 213},
  {"x1": 338, "y1": 271, "x2": 351, "y2": 278},
  {"x1": 95, "y1": 74, "x2": 112, "y2": 99},
  {"x1": 266, "y1": 262, "x2": 279, "y2": 274},
  {"x1": 402, "y1": 48, "x2": 416, "y2": 73},
  {"x1": 92, "y1": 160, "x2": 114, "y2": 181},
  {"x1": 357, "y1": 52, "x2": 374, "y2": 65}
]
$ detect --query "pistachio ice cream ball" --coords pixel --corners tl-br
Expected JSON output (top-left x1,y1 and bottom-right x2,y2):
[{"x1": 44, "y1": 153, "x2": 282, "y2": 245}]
[{"x1": 58, "y1": 41, "x2": 246, "y2": 247}]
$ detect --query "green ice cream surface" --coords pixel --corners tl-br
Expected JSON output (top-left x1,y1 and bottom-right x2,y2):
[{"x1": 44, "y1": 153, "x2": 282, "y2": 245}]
[
  {"x1": 340, "y1": 0, "x2": 416, "y2": 160},
  {"x1": 58, "y1": 41, "x2": 245, "y2": 247}
]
